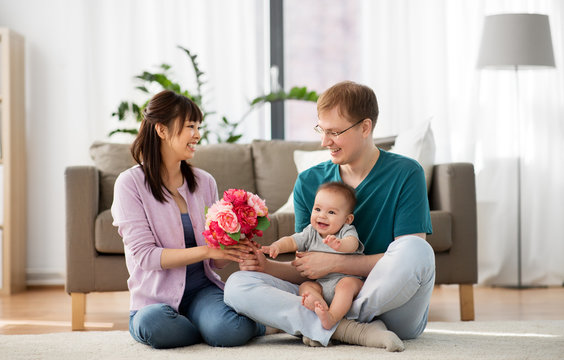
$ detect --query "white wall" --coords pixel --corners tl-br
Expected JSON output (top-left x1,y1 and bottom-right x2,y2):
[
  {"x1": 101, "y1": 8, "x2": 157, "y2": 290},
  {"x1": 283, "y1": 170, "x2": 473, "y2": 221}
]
[{"x1": 0, "y1": 0, "x2": 267, "y2": 284}]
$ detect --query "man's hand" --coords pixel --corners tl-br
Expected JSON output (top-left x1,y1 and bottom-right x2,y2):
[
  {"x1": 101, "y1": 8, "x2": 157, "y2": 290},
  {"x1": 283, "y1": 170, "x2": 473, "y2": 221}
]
[{"x1": 291, "y1": 251, "x2": 337, "y2": 279}]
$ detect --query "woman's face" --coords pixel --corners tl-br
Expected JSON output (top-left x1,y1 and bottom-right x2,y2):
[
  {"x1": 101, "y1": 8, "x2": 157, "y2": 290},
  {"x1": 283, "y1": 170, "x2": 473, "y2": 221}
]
[
  {"x1": 316, "y1": 107, "x2": 365, "y2": 166},
  {"x1": 161, "y1": 117, "x2": 202, "y2": 162}
]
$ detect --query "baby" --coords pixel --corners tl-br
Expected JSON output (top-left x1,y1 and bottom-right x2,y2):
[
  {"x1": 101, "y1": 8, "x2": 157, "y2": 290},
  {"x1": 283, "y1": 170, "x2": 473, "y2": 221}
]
[{"x1": 262, "y1": 182, "x2": 364, "y2": 329}]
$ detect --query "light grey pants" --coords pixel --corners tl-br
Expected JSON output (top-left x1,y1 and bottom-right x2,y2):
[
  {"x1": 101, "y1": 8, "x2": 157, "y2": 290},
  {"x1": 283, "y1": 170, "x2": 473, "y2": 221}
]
[{"x1": 224, "y1": 236, "x2": 435, "y2": 346}]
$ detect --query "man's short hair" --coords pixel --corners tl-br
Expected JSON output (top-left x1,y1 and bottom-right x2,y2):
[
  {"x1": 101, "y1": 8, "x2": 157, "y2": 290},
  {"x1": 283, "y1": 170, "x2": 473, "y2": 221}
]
[
  {"x1": 316, "y1": 181, "x2": 357, "y2": 214},
  {"x1": 317, "y1": 81, "x2": 379, "y2": 131}
]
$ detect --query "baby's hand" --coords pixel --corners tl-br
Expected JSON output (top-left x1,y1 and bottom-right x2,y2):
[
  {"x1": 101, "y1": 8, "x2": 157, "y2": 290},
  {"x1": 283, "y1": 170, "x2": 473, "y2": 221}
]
[
  {"x1": 323, "y1": 235, "x2": 342, "y2": 251},
  {"x1": 261, "y1": 245, "x2": 280, "y2": 259}
]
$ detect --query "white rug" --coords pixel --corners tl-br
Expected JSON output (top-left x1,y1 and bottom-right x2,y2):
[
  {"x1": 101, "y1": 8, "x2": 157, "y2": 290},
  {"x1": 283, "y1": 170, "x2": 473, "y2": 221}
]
[{"x1": 1, "y1": 321, "x2": 563, "y2": 360}]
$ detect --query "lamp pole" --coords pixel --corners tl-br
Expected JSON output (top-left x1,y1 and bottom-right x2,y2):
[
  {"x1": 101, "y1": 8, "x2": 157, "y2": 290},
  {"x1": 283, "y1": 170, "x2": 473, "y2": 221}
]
[
  {"x1": 477, "y1": 13, "x2": 556, "y2": 287},
  {"x1": 514, "y1": 65, "x2": 523, "y2": 288}
]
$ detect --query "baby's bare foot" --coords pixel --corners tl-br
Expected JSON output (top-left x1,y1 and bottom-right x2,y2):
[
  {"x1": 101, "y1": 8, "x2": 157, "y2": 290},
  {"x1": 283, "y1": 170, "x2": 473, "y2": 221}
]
[
  {"x1": 314, "y1": 301, "x2": 337, "y2": 330},
  {"x1": 301, "y1": 292, "x2": 316, "y2": 311}
]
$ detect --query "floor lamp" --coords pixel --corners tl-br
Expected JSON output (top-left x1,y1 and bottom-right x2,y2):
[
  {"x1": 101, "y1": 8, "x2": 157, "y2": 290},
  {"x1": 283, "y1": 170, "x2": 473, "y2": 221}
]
[{"x1": 477, "y1": 14, "x2": 556, "y2": 288}]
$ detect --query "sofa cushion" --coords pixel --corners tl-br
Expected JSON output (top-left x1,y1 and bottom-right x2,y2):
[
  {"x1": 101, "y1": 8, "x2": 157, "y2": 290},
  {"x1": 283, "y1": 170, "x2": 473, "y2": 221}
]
[
  {"x1": 189, "y1": 143, "x2": 256, "y2": 196},
  {"x1": 251, "y1": 140, "x2": 323, "y2": 212},
  {"x1": 90, "y1": 141, "x2": 256, "y2": 211},
  {"x1": 426, "y1": 210, "x2": 452, "y2": 252},
  {"x1": 90, "y1": 142, "x2": 136, "y2": 212},
  {"x1": 95, "y1": 209, "x2": 125, "y2": 254}
]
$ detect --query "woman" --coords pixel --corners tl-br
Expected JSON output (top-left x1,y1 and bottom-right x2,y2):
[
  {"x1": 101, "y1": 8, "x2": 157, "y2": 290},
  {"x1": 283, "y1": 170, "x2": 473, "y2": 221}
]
[{"x1": 111, "y1": 90, "x2": 264, "y2": 349}]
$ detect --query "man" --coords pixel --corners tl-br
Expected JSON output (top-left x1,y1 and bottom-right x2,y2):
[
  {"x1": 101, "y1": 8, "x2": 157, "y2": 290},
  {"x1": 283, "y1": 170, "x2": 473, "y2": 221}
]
[{"x1": 224, "y1": 81, "x2": 434, "y2": 351}]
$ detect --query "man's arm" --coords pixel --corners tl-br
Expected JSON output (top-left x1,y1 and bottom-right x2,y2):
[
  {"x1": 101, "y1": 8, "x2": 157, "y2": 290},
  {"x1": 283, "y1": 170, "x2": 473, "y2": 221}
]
[
  {"x1": 239, "y1": 241, "x2": 307, "y2": 284},
  {"x1": 292, "y1": 232, "x2": 426, "y2": 279},
  {"x1": 292, "y1": 252, "x2": 383, "y2": 278}
]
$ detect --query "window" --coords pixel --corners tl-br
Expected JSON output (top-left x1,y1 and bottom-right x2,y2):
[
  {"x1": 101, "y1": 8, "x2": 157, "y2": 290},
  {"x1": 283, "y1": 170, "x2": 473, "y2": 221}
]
[{"x1": 279, "y1": 0, "x2": 362, "y2": 141}]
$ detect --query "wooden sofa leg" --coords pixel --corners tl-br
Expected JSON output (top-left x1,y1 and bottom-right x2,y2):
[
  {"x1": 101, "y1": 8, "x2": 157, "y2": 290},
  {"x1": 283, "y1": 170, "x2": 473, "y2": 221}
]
[
  {"x1": 459, "y1": 284, "x2": 475, "y2": 321},
  {"x1": 71, "y1": 293, "x2": 86, "y2": 330}
]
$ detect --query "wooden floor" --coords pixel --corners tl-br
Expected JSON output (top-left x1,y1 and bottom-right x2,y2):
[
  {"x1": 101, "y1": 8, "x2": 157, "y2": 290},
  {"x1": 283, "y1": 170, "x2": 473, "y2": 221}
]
[{"x1": 1, "y1": 285, "x2": 563, "y2": 335}]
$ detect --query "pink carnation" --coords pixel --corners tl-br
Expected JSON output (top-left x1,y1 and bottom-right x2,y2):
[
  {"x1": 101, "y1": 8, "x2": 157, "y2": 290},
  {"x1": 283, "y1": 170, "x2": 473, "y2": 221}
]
[
  {"x1": 223, "y1": 189, "x2": 248, "y2": 206},
  {"x1": 204, "y1": 221, "x2": 238, "y2": 248},
  {"x1": 247, "y1": 192, "x2": 268, "y2": 217},
  {"x1": 205, "y1": 199, "x2": 233, "y2": 227},
  {"x1": 215, "y1": 208, "x2": 240, "y2": 233},
  {"x1": 233, "y1": 204, "x2": 257, "y2": 235}
]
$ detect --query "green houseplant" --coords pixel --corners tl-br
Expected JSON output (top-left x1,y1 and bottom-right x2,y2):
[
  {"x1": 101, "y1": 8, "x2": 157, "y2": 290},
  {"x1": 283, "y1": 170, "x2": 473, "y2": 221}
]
[{"x1": 110, "y1": 46, "x2": 319, "y2": 143}]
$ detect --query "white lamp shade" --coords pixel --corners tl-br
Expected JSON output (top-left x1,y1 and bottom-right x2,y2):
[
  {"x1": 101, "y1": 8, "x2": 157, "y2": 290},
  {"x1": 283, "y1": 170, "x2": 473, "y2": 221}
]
[{"x1": 477, "y1": 13, "x2": 555, "y2": 69}]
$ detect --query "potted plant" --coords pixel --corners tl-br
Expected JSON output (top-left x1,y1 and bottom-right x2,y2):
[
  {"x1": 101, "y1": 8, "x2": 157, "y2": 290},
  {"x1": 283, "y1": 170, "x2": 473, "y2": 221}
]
[{"x1": 110, "y1": 46, "x2": 319, "y2": 143}]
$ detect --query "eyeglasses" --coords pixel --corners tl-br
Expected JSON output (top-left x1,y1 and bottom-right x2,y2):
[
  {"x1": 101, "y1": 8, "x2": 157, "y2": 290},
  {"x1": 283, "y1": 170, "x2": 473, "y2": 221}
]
[{"x1": 313, "y1": 118, "x2": 366, "y2": 138}]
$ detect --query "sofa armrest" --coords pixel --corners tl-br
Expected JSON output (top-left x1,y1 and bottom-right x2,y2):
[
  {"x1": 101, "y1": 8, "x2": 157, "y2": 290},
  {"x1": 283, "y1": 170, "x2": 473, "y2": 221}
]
[
  {"x1": 65, "y1": 166, "x2": 99, "y2": 294},
  {"x1": 430, "y1": 163, "x2": 478, "y2": 284}
]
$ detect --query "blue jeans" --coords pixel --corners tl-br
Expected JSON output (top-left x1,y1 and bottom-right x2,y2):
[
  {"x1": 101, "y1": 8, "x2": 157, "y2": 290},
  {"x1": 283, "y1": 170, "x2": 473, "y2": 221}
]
[
  {"x1": 129, "y1": 284, "x2": 265, "y2": 349},
  {"x1": 224, "y1": 236, "x2": 435, "y2": 346}
]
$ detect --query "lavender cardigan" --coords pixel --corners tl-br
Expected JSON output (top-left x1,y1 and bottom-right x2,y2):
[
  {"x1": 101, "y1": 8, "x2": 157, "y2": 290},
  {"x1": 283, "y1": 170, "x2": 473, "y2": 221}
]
[{"x1": 111, "y1": 165, "x2": 224, "y2": 312}]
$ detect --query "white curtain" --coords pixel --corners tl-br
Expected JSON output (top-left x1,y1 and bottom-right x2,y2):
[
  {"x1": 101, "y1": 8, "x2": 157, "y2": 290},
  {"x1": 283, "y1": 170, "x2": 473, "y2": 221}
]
[
  {"x1": 359, "y1": 0, "x2": 564, "y2": 286},
  {"x1": 0, "y1": 0, "x2": 268, "y2": 283},
  {"x1": 77, "y1": 0, "x2": 269, "y2": 144}
]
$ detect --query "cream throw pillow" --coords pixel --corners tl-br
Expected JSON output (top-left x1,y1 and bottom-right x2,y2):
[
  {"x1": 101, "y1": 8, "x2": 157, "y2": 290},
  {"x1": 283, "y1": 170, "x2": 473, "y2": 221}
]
[
  {"x1": 275, "y1": 150, "x2": 331, "y2": 213},
  {"x1": 389, "y1": 119, "x2": 435, "y2": 192}
]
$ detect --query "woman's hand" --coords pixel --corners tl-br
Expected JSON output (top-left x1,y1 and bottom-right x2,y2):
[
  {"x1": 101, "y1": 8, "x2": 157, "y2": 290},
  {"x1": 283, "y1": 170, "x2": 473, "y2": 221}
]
[
  {"x1": 206, "y1": 245, "x2": 247, "y2": 263},
  {"x1": 291, "y1": 251, "x2": 337, "y2": 279},
  {"x1": 238, "y1": 241, "x2": 268, "y2": 272},
  {"x1": 207, "y1": 239, "x2": 254, "y2": 261}
]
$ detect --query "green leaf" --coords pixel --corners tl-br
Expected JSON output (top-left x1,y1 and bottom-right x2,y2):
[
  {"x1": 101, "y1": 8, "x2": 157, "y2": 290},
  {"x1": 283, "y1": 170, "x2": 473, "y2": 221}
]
[
  {"x1": 255, "y1": 216, "x2": 271, "y2": 231},
  {"x1": 109, "y1": 44, "x2": 319, "y2": 142},
  {"x1": 132, "y1": 103, "x2": 141, "y2": 115},
  {"x1": 112, "y1": 101, "x2": 130, "y2": 120},
  {"x1": 226, "y1": 134, "x2": 242, "y2": 143},
  {"x1": 307, "y1": 91, "x2": 319, "y2": 101},
  {"x1": 289, "y1": 86, "x2": 307, "y2": 98},
  {"x1": 228, "y1": 232, "x2": 241, "y2": 242},
  {"x1": 108, "y1": 128, "x2": 139, "y2": 137},
  {"x1": 136, "y1": 86, "x2": 149, "y2": 93}
]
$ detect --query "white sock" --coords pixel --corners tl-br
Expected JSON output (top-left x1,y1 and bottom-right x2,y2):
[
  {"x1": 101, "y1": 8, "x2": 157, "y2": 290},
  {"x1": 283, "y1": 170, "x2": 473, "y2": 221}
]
[
  {"x1": 332, "y1": 319, "x2": 404, "y2": 352},
  {"x1": 302, "y1": 336, "x2": 325, "y2": 347}
]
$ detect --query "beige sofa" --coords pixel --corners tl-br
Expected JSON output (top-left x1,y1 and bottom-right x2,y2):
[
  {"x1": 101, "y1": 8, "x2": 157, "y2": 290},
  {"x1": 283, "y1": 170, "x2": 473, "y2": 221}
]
[{"x1": 65, "y1": 138, "x2": 477, "y2": 330}]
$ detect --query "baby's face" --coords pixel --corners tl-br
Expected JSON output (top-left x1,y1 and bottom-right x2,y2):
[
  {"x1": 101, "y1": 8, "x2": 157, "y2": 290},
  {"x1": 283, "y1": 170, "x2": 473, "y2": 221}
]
[{"x1": 310, "y1": 189, "x2": 351, "y2": 238}]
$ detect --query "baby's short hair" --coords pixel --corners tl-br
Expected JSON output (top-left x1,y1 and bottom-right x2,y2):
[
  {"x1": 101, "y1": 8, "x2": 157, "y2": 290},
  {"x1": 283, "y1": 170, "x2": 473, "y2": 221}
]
[{"x1": 316, "y1": 182, "x2": 357, "y2": 214}]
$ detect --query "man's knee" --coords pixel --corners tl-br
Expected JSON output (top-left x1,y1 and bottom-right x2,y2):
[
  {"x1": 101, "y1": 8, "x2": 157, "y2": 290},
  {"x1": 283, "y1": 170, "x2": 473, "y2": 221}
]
[
  {"x1": 391, "y1": 236, "x2": 435, "y2": 273},
  {"x1": 224, "y1": 271, "x2": 257, "y2": 310}
]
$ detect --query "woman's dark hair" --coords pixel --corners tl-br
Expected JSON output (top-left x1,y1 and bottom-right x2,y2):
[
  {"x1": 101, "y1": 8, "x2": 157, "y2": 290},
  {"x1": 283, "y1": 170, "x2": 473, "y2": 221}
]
[{"x1": 131, "y1": 90, "x2": 203, "y2": 202}]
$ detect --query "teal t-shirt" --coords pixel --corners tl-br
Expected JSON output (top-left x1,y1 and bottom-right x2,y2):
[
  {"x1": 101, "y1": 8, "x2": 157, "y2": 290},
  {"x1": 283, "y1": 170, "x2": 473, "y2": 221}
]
[{"x1": 293, "y1": 149, "x2": 432, "y2": 255}]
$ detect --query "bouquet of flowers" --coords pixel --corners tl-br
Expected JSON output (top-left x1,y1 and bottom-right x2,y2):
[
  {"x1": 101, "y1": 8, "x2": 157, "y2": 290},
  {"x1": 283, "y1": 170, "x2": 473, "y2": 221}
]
[{"x1": 203, "y1": 189, "x2": 270, "y2": 249}]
